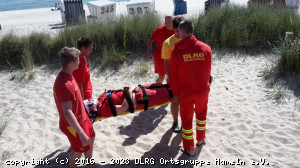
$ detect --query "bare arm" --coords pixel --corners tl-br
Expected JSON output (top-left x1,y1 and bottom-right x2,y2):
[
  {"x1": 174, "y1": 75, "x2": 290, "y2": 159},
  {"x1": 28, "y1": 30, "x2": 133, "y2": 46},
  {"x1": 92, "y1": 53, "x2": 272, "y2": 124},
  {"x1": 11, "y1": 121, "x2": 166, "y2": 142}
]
[
  {"x1": 115, "y1": 100, "x2": 129, "y2": 114},
  {"x1": 115, "y1": 87, "x2": 136, "y2": 114},
  {"x1": 62, "y1": 101, "x2": 89, "y2": 146},
  {"x1": 147, "y1": 39, "x2": 153, "y2": 60},
  {"x1": 78, "y1": 83, "x2": 84, "y2": 100}
]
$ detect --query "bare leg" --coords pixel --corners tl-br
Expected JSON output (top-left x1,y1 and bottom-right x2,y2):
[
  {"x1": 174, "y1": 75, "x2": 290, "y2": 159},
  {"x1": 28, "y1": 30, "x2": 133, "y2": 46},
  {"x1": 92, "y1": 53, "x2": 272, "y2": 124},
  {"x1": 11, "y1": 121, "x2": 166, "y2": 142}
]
[
  {"x1": 69, "y1": 150, "x2": 82, "y2": 168},
  {"x1": 156, "y1": 76, "x2": 165, "y2": 84},
  {"x1": 83, "y1": 136, "x2": 95, "y2": 168},
  {"x1": 171, "y1": 101, "x2": 179, "y2": 123}
]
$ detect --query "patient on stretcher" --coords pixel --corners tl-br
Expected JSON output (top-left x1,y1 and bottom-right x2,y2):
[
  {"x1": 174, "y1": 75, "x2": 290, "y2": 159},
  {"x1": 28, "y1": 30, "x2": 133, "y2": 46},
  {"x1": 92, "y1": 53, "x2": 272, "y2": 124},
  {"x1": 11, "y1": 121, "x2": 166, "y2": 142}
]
[{"x1": 84, "y1": 83, "x2": 172, "y2": 123}]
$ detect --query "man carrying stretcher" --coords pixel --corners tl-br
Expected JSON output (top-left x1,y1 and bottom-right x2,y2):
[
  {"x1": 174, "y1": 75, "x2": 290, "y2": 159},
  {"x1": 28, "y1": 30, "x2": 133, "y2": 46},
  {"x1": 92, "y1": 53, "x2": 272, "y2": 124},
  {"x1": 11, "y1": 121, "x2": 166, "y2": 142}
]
[{"x1": 84, "y1": 83, "x2": 173, "y2": 122}]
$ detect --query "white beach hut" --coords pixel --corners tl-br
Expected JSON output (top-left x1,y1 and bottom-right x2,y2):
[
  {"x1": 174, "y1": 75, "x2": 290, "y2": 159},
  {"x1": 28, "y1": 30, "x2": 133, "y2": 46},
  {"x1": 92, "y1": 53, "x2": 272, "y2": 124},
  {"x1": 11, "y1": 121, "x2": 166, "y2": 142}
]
[
  {"x1": 87, "y1": 0, "x2": 117, "y2": 21},
  {"x1": 126, "y1": 0, "x2": 155, "y2": 15}
]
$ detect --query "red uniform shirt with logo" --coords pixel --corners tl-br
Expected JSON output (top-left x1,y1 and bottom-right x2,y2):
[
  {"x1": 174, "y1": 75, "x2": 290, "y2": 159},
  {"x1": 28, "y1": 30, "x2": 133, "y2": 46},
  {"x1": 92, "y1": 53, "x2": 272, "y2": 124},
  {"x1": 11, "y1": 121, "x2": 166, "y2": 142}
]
[
  {"x1": 170, "y1": 35, "x2": 211, "y2": 97},
  {"x1": 73, "y1": 56, "x2": 93, "y2": 100}
]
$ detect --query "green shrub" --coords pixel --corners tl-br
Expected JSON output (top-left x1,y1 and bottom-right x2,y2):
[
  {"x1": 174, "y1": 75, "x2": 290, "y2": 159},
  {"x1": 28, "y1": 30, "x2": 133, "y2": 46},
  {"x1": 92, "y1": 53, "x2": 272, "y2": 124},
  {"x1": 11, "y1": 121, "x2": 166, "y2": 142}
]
[
  {"x1": 99, "y1": 45, "x2": 128, "y2": 69},
  {"x1": 276, "y1": 39, "x2": 300, "y2": 75}
]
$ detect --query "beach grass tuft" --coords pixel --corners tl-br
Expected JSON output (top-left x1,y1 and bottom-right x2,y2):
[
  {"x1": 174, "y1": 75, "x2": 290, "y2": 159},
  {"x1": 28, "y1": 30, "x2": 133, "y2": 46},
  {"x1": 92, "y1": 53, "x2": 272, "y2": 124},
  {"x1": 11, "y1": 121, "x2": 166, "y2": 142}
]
[
  {"x1": 193, "y1": 4, "x2": 300, "y2": 50},
  {"x1": 276, "y1": 39, "x2": 300, "y2": 76},
  {"x1": 0, "y1": 120, "x2": 8, "y2": 136},
  {"x1": 133, "y1": 59, "x2": 150, "y2": 76}
]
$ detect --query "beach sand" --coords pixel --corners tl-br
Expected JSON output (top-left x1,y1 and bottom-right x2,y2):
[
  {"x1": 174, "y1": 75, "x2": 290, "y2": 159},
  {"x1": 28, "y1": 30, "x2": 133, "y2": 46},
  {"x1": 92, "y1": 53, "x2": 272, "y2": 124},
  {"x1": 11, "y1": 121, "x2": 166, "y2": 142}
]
[
  {"x1": 1, "y1": 0, "x2": 300, "y2": 168},
  {"x1": 1, "y1": 52, "x2": 299, "y2": 168}
]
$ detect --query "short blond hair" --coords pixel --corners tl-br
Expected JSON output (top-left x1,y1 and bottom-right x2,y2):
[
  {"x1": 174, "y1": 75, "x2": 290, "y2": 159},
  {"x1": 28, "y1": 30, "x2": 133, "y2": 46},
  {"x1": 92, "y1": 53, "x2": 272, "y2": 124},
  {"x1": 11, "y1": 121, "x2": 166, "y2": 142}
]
[{"x1": 59, "y1": 47, "x2": 80, "y2": 69}]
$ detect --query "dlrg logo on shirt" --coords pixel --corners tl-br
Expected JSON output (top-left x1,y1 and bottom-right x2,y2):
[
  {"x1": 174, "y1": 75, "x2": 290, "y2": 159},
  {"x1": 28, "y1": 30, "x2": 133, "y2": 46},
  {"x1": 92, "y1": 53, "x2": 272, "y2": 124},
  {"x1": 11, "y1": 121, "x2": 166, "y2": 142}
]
[{"x1": 183, "y1": 53, "x2": 205, "y2": 62}]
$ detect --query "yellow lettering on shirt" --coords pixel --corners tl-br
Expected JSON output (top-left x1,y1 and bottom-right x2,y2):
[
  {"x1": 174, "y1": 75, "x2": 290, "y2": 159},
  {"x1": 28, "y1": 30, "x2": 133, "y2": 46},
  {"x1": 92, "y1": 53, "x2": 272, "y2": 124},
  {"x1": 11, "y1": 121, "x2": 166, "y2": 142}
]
[{"x1": 183, "y1": 52, "x2": 205, "y2": 62}]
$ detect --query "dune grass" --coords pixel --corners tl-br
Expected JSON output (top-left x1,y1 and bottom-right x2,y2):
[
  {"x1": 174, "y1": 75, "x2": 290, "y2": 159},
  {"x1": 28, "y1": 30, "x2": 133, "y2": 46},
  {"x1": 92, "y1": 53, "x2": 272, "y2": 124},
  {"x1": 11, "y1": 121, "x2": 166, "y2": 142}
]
[
  {"x1": 276, "y1": 39, "x2": 300, "y2": 76},
  {"x1": 193, "y1": 4, "x2": 300, "y2": 50},
  {"x1": 0, "y1": 4, "x2": 300, "y2": 77}
]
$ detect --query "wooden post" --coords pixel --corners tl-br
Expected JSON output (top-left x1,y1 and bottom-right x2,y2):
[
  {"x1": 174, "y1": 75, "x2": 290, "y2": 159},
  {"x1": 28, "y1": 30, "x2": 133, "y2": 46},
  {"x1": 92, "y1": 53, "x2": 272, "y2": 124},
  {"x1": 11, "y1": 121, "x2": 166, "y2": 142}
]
[{"x1": 285, "y1": 32, "x2": 294, "y2": 42}]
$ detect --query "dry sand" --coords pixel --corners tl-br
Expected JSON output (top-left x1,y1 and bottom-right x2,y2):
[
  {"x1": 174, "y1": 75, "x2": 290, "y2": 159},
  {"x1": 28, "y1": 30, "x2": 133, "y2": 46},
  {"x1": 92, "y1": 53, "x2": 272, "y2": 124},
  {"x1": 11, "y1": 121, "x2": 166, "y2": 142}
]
[
  {"x1": 1, "y1": 52, "x2": 300, "y2": 168},
  {"x1": 1, "y1": 0, "x2": 300, "y2": 168}
]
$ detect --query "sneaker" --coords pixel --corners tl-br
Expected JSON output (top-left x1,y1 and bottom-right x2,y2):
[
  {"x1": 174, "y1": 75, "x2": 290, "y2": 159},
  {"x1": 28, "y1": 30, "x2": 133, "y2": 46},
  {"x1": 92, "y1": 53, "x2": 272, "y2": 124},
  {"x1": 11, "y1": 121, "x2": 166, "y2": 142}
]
[{"x1": 172, "y1": 122, "x2": 181, "y2": 133}]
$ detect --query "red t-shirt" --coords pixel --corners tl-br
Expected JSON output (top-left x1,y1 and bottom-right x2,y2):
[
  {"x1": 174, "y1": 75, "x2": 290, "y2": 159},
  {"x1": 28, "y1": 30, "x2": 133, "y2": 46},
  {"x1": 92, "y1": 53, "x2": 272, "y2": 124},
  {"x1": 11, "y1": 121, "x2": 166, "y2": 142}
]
[
  {"x1": 73, "y1": 56, "x2": 93, "y2": 100},
  {"x1": 53, "y1": 71, "x2": 88, "y2": 129},
  {"x1": 150, "y1": 25, "x2": 174, "y2": 60},
  {"x1": 170, "y1": 35, "x2": 212, "y2": 97}
]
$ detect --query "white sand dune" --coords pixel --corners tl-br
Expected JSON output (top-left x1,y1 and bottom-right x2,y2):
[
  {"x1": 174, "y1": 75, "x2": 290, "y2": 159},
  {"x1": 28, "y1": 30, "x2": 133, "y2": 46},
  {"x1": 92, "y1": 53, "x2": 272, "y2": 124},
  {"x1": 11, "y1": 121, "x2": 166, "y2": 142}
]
[{"x1": 1, "y1": 0, "x2": 300, "y2": 167}]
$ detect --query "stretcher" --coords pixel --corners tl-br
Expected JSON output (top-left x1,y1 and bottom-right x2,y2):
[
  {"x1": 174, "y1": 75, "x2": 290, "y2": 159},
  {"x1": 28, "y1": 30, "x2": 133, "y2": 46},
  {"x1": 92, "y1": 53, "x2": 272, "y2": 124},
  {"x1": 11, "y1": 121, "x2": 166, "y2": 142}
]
[{"x1": 84, "y1": 83, "x2": 173, "y2": 123}]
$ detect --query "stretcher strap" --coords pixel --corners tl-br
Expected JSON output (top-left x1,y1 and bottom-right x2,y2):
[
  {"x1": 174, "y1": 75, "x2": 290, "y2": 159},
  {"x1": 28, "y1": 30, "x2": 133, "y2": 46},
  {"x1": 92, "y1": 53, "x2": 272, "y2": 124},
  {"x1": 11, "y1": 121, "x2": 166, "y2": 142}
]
[
  {"x1": 123, "y1": 87, "x2": 134, "y2": 113},
  {"x1": 138, "y1": 84, "x2": 148, "y2": 111},
  {"x1": 107, "y1": 90, "x2": 117, "y2": 117},
  {"x1": 143, "y1": 84, "x2": 174, "y2": 98}
]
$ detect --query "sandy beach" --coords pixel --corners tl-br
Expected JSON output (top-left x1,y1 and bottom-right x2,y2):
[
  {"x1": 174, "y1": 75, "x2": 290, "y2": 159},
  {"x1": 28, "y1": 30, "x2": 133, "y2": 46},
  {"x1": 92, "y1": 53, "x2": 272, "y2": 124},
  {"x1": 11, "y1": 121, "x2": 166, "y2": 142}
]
[{"x1": 1, "y1": 0, "x2": 300, "y2": 168}]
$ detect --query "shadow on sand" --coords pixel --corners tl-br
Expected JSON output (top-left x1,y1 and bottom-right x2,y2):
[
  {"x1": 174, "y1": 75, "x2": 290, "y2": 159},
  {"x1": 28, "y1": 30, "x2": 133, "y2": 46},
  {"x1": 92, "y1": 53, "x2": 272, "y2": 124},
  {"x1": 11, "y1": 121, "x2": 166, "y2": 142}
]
[
  {"x1": 36, "y1": 148, "x2": 70, "y2": 168},
  {"x1": 118, "y1": 105, "x2": 168, "y2": 146}
]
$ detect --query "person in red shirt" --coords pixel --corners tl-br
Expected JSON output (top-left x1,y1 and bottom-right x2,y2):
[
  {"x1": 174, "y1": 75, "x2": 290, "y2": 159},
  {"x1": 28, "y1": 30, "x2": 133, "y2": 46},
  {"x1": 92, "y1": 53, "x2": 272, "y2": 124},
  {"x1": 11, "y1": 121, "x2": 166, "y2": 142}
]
[
  {"x1": 147, "y1": 16, "x2": 174, "y2": 84},
  {"x1": 170, "y1": 20, "x2": 212, "y2": 156},
  {"x1": 73, "y1": 37, "x2": 93, "y2": 101},
  {"x1": 53, "y1": 47, "x2": 95, "y2": 168}
]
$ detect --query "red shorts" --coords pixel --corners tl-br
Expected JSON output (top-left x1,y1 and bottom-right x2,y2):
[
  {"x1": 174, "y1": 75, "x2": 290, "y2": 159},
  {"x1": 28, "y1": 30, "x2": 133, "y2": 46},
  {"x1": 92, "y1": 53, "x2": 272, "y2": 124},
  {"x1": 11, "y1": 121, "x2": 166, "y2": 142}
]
[
  {"x1": 61, "y1": 119, "x2": 95, "y2": 153},
  {"x1": 154, "y1": 58, "x2": 166, "y2": 76}
]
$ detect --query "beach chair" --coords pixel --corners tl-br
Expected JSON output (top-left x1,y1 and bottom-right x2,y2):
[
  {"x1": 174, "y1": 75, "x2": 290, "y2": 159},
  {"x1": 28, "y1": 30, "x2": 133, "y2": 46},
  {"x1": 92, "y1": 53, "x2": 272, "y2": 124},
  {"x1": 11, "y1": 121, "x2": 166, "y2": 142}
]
[
  {"x1": 60, "y1": 0, "x2": 85, "y2": 24},
  {"x1": 126, "y1": 0, "x2": 155, "y2": 16},
  {"x1": 173, "y1": 0, "x2": 187, "y2": 15},
  {"x1": 87, "y1": 0, "x2": 117, "y2": 21},
  {"x1": 204, "y1": 0, "x2": 228, "y2": 11}
]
